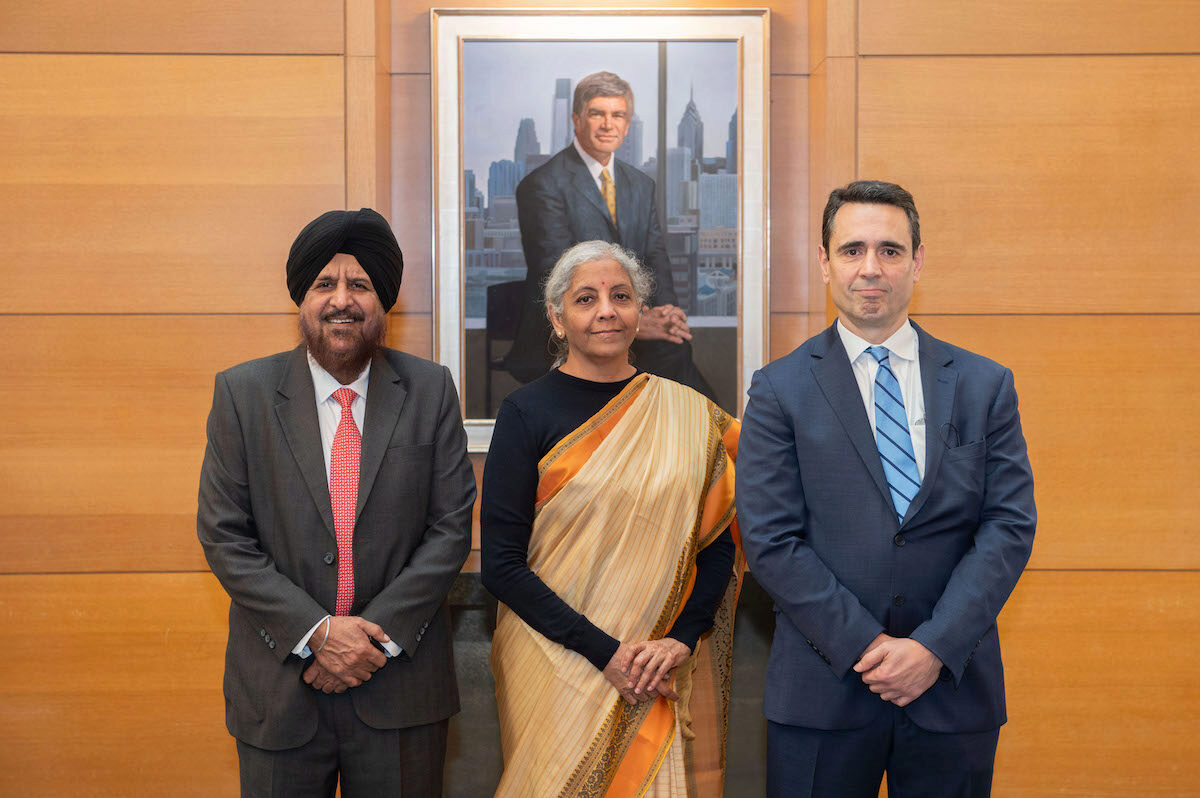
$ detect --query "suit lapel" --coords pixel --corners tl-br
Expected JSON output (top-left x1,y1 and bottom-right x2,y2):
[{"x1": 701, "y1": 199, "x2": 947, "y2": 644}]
[
  {"x1": 810, "y1": 325, "x2": 893, "y2": 509},
  {"x1": 356, "y1": 352, "x2": 407, "y2": 521},
  {"x1": 566, "y1": 148, "x2": 618, "y2": 237},
  {"x1": 902, "y1": 323, "x2": 957, "y2": 526},
  {"x1": 274, "y1": 346, "x2": 335, "y2": 538}
]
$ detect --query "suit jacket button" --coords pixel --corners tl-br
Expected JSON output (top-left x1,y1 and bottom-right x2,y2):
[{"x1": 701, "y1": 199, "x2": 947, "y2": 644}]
[
  {"x1": 268, "y1": 641, "x2": 276, "y2": 649},
  {"x1": 892, "y1": 594, "x2": 905, "y2": 606},
  {"x1": 893, "y1": 533, "x2": 906, "y2": 546},
  {"x1": 260, "y1": 629, "x2": 267, "y2": 637},
  {"x1": 324, "y1": 552, "x2": 335, "y2": 565}
]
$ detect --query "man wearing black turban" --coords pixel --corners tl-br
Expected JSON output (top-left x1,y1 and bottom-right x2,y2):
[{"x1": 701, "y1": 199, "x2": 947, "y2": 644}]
[
  {"x1": 198, "y1": 208, "x2": 475, "y2": 796},
  {"x1": 286, "y1": 208, "x2": 404, "y2": 313}
]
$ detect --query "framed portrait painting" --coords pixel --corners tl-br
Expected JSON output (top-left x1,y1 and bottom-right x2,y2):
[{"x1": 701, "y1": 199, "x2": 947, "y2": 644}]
[{"x1": 430, "y1": 8, "x2": 769, "y2": 451}]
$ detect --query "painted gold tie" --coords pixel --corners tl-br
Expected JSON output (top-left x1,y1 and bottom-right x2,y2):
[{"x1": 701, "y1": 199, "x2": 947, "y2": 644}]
[{"x1": 601, "y1": 168, "x2": 617, "y2": 226}]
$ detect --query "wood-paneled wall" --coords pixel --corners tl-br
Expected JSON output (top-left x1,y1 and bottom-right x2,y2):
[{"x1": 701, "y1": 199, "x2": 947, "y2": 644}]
[
  {"x1": 804, "y1": 1, "x2": 1200, "y2": 794},
  {"x1": 3, "y1": 0, "x2": 1196, "y2": 794},
  {"x1": 0, "y1": 2, "x2": 390, "y2": 794}
]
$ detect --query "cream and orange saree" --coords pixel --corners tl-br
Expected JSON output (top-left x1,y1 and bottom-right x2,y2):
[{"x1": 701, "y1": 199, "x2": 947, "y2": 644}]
[{"x1": 491, "y1": 374, "x2": 743, "y2": 798}]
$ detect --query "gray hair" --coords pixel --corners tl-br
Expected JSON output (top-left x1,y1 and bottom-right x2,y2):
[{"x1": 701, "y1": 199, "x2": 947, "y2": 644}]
[
  {"x1": 543, "y1": 240, "x2": 654, "y2": 367},
  {"x1": 572, "y1": 71, "x2": 634, "y2": 117}
]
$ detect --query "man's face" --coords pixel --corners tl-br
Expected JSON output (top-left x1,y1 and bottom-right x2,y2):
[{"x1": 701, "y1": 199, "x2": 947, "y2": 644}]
[
  {"x1": 572, "y1": 95, "x2": 630, "y2": 164},
  {"x1": 298, "y1": 253, "x2": 386, "y2": 378},
  {"x1": 819, "y1": 202, "x2": 924, "y2": 343}
]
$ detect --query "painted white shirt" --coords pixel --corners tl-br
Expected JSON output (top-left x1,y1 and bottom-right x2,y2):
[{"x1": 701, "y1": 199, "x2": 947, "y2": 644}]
[{"x1": 573, "y1": 137, "x2": 617, "y2": 195}]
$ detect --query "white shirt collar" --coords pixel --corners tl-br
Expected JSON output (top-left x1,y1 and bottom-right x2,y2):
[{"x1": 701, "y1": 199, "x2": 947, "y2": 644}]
[
  {"x1": 306, "y1": 350, "x2": 371, "y2": 404},
  {"x1": 836, "y1": 318, "x2": 918, "y2": 364},
  {"x1": 573, "y1": 138, "x2": 615, "y2": 187}
]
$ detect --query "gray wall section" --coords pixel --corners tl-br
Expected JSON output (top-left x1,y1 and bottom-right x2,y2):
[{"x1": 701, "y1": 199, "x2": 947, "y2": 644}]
[{"x1": 444, "y1": 572, "x2": 772, "y2": 796}]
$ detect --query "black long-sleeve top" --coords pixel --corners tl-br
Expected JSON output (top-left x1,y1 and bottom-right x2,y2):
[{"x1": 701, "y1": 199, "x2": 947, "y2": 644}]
[{"x1": 481, "y1": 369, "x2": 735, "y2": 672}]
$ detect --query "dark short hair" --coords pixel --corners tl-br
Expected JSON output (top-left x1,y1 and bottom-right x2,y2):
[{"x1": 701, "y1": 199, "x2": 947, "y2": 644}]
[
  {"x1": 572, "y1": 71, "x2": 634, "y2": 117},
  {"x1": 821, "y1": 180, "x2": 921, "y2": 253}
]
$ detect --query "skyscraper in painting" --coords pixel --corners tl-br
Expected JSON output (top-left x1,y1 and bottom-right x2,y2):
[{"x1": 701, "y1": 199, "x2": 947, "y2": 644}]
[
  {"x1": 699, "y1": 173, "x2": 737, "y2": 230},
  {"x1": 726, "y1": 110, "x2": 737, "y2": 173},
  {"x1": 677, "y1": 86, "x2": 704, "y2": 161},
  {"x1": 616, "y1": 114, "x2": 643, "y2": 167},
  {"x1": 665, "y1": 146, "x2": 696, "y2": 220},
  {"x1": 551, "y1": 78, "x2": 572, "y2": 153},
  {"x1": 487, "y1": 160, "x2": 523, "y2": 207},
  {"x1": 514, "y1": 118, "x2": 540, "y2": 168}
]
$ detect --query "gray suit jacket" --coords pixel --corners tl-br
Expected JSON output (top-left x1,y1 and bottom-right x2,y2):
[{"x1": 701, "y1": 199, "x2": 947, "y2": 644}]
[
  {"x1": 737, "y1": 323, "x2": 1036, "y2": 734},
  {"x1": 197, "y1": 346, "x2": 475, "y2": 750},
  {"x1": 507, "y1": 145, "x2": 677, "y2": 382}
]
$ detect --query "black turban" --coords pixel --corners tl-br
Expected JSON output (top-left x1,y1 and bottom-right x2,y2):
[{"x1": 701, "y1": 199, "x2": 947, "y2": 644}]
[{"x1": 286, "y1": 208, "x2": 404, "y2": 311}]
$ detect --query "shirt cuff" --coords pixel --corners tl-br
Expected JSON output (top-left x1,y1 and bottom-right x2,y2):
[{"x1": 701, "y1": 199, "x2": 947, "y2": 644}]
[{"x1": 294, "y1": 614, "x2": 331, "y2": 658}]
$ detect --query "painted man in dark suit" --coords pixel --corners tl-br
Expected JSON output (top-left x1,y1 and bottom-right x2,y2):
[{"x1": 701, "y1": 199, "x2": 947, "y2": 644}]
[
  {"x1": 737, "y1": 181, "x2": 1036, "y2": 797},
  {"x1": 507, "y1": 70, "x2": 716, "y2": 400},
  {"x1": 197, "y1": 208, "x2": 475, "y2": 797}
]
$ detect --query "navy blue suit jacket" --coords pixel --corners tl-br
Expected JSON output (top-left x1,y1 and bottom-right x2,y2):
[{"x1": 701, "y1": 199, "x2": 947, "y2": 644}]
[
  {"x1": 737, "y1": 322, "x2": 1036, "y2": 734},
  {"x1": 507, "y1": 145, "x2": 676, "y2": 382}
]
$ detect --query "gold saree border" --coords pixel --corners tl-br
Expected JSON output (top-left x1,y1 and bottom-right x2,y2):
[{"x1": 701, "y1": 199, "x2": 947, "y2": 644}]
[
  {"x1": 535, "y1": 373, "x2": 651, "y2": 510},
  {"x1": 561, "y1": 382, "x2": 740, "y2": 798},
  {"x1": 499, "y1": 376, "x2": 740, "y2": 798}
]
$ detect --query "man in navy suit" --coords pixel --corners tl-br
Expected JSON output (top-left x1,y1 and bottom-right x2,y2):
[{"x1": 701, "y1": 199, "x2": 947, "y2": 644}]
[
  {"x1": 737, "y1": 180, "x2": 1036, "y2": 797},
  {"x1": 507, "y1": 71, "x2": 715, "y2": 400}
]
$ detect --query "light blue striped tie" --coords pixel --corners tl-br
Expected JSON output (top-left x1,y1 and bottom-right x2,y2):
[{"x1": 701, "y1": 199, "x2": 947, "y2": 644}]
[{"x1": 867, "y1": 346, "x2": 921, "y2": 523}]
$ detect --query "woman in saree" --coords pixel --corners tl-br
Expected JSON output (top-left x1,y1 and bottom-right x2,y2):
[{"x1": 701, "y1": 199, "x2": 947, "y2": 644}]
[{"x1": 481, "y1": 240, "x2": 742, "y2": 797}]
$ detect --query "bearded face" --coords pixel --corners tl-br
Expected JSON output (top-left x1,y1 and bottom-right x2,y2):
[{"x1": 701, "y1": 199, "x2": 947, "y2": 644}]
[{"x1": 298, "y1": 254, "x2": 387, "y2": 382}]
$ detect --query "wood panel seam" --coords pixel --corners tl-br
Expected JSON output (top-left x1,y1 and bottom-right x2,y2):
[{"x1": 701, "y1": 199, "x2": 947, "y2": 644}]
[
  {"x1": 860, "y1": 51, "x2": 1200, "y2": 59},
  {"x1": 0, "y1": 50, "x2": 347, "y2": 56}
]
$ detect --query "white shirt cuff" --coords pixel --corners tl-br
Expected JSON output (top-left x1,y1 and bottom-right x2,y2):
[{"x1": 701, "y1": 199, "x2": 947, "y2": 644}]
[
  {"x1": 294, "y1": 615, "x2": 331, "y2": 658},
  {"x1": 295, "y1": 616, "x2": 403, "y2": 659}
]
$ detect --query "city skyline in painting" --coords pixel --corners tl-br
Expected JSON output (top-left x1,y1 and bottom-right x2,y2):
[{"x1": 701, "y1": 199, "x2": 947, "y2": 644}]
[{"x1": 461, "y1": 40, "x2": 740, "y2": 322}]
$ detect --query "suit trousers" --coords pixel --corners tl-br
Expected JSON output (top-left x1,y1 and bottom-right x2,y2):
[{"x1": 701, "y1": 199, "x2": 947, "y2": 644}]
[
  {"x1": 766, "y1": 707, "x2": 1000, "y2": 798},
  {"x1": 236, "y1": 691, "x2": 449, "y2": 798}
]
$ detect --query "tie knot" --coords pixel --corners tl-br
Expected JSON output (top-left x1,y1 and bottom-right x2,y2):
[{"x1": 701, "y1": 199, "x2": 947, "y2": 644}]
[
  {"x1": 333, "y1": 387, "x2": 357, "y2": 410},
  {"x1": 601, "y1": 168, "x2": 612, "y2": 184},
  {"x1": 867, "y1": 345, "x2": 890, "y2": 364}
]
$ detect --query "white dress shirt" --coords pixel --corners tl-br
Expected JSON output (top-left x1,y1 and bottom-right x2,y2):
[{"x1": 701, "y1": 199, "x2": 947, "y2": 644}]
[
  {"x1": 835, "y1": 319, "x2": 927, "y2": 480},
  {"x1": 573, "y1": 137, "x2": 616, "y2": 194},
  {"x1": 308, "y1": 351, "x2": 370, "y2": 478},
  {"x1": 293, "y1": 352, "x2": 401, "y2": 658}
]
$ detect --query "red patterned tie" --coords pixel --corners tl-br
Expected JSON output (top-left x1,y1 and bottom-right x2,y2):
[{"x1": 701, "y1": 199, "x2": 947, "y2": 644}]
[{"x1": 330, "y1": 388, "x2": 360, "y2": 616}]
